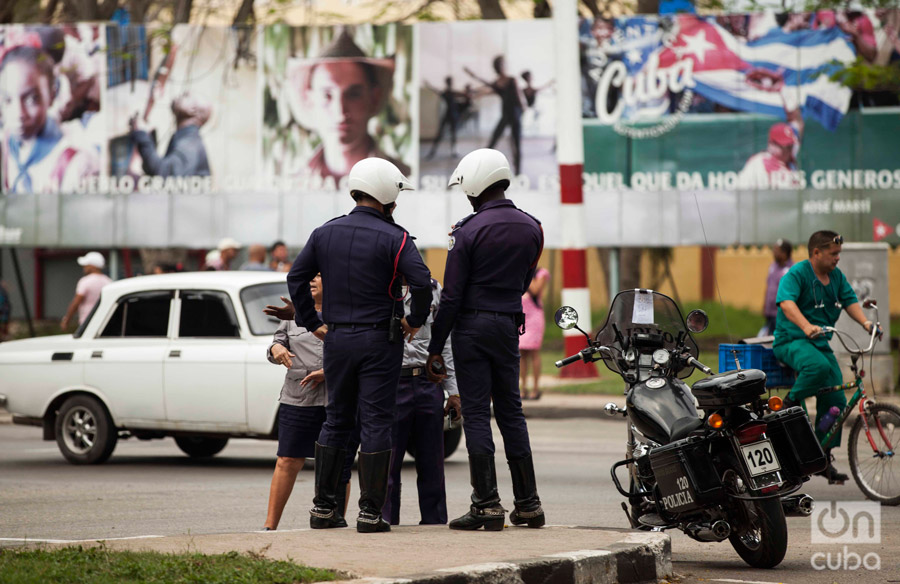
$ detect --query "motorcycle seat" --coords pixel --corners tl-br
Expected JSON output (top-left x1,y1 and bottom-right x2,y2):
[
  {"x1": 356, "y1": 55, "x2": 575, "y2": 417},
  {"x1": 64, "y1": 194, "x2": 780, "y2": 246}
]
[{"x1": 669, "y1": 416, "x2": 704, "y2": 442}]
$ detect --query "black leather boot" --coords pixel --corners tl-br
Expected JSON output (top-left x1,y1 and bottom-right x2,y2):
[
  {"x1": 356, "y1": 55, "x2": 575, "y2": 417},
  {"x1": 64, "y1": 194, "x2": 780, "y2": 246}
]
[
  {"x1": 357, "y1": 450, "x2": 392, "y2": 533},
  {"x1": 335, "y1": 481, "x2": 348, "y2": 518},
  {"x1": 508, "y1": 454, "x2": 545, "y2": 528},
  {"x1": 309, "y1": 443, "x2": 349, "y2": 529},
  {"x1": 816, "y1": 449, "x2": 849, "y2": 484},
  {"x1": 449, "y1": 453, "x2": 505, "y2": 531}
]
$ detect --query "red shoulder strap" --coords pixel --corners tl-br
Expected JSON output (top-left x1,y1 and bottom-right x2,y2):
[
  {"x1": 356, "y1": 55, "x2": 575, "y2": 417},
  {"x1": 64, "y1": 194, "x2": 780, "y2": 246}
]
[{"x1": 388, "y1": 231, "x2": 409, "y2": 300}]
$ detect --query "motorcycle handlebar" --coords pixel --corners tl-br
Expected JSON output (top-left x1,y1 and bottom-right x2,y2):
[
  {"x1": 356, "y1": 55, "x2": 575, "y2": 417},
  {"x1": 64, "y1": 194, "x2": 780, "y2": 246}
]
[
  {"x1": 686, "y1": 355, "x2": 713, "y2": 375},
  {"x1": 556, "y1": 353, "x2": 583, "y2": 368}
]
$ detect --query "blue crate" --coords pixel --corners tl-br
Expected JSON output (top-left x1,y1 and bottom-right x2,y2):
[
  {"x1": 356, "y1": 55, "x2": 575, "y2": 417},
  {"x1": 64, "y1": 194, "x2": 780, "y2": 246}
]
[{"x1": 718, "y1": 344, "x2": 796, "y2": 388}]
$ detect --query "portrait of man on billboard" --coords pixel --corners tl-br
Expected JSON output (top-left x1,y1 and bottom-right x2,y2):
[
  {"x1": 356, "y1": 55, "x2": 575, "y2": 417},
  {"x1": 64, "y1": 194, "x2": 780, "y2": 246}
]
[
  {"x1": 263, "y1": 24, "x2": 412, "y2": 187},
  {"x1": 0, "y1": 25, "x2": 102, "y2": 195}
]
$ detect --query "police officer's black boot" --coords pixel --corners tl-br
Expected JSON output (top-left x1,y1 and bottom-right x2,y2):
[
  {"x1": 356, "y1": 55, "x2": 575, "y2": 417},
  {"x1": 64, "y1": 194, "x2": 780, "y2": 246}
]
[
  {"x1": 507, "y1": 454, "x2": 545, "y2": 528},
  {"x1": 449, "y1": 453, "x2": 505, "y2": 531},
  {"x1": 310, "y1": 443, "x2": 349, "y2": 529},
  {"x1": 357, "y1": 450, "x2": 392, "y2": 533},
  {"x1": 335, "y1": 480, "x2": 348, "y2": 519}
]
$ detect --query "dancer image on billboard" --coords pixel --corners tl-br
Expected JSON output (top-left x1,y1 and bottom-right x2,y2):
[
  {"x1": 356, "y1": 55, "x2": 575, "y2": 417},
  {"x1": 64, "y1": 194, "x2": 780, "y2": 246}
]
[{"x1": 419, "y1": 20, "x2": 557, "y2": 187}]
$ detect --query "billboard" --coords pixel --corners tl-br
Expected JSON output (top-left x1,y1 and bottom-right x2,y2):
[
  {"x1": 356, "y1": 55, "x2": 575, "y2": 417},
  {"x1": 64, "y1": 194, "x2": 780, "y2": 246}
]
[
  {"x1": 1, "y1": 14, "x2": 899, "y2": 248},
  {"x1": 579, "y1": 11, "x2": 900, "y2": 245}
]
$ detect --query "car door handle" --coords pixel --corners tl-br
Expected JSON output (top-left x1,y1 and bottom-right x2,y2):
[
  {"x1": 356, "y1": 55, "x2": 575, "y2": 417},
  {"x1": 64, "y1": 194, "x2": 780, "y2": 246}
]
[
  {"x1": 169, "y1": 350, "x2": 181, "y2": 358},
  {"x1": 91, "y1": 351, "x2": 103, "y2": 359},
  {"x1": 51, "y1": 352, "x2": 73, "y2": 361}
]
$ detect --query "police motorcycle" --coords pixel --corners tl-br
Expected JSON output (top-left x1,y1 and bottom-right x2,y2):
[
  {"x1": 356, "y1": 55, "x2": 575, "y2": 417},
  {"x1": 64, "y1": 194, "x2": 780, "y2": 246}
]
[{"x1": 554, "y1": 290, "x2": 826, "y2": 569}]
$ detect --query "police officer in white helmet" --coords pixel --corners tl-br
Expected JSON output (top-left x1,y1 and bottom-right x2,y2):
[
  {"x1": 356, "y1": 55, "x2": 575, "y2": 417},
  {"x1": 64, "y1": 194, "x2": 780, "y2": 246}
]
[
  {"x1": 427, "y1": 148, "x2": 545, "y2": 531},
  {"x1": 287, "y1": 157, "x2": 432, "y2": 533}
]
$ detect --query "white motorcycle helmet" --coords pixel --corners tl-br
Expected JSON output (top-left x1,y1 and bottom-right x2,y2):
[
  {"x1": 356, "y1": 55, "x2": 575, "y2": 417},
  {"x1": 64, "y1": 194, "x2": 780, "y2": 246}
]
[
  {"x1": 348, "y1": 157, "x2": 414, "y2": 205},
  {"x1": 448, "y1": 148, "x2": 512, "y2": 198}
]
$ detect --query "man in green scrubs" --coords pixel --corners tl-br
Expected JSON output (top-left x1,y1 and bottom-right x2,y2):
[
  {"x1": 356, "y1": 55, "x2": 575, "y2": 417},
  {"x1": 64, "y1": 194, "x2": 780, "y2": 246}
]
[{"x1": 773, "y1": 230, "x2": 879, "y2": 483}]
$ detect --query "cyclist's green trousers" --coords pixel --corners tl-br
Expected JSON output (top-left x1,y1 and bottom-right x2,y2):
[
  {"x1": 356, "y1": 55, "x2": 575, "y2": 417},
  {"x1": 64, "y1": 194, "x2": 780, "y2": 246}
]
[{"x1": 773, "y1": 338, "x2": 847, "y2": 446}]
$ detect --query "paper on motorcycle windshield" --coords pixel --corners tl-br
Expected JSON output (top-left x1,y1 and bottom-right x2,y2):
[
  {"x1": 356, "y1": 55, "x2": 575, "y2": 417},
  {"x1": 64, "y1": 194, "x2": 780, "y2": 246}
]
[
  {"x1": 632, "y1": 292, "x2": 654, "y2": 324},
  {"x1": 595, "y1": 290, "x2": 700, "y2": 379}
]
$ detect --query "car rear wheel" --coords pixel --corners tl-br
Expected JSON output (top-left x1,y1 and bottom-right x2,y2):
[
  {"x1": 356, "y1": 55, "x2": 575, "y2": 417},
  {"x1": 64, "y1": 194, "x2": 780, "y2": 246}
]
[
  {"x1": 174, "y1": 436, "x2": 229, "y2": 458},
  {"x1": 55, "y1": 395, "x2": 118, "y2": 465}
]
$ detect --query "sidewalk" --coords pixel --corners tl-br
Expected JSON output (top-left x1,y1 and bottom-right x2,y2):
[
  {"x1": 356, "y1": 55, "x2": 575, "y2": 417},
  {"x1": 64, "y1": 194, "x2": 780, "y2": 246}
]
[{"x1": 42, "y1": 526, "x2": 672, "y2": 584}]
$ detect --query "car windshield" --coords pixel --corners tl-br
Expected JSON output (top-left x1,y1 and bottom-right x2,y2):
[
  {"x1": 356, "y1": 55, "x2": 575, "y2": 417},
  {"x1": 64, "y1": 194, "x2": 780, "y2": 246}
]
[
  {"x1": 594, "y1": 289, "x2": 699, "y2": 378},
  {"x1": 241, "y1": 282, "x2": 290, "y2": 336}
]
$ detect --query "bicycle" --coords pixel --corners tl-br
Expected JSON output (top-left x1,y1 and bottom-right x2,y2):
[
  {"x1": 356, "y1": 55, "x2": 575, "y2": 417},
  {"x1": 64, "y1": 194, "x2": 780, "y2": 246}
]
[{"x1": 795, "y1": 299, "x2": 899, "y2": 506}]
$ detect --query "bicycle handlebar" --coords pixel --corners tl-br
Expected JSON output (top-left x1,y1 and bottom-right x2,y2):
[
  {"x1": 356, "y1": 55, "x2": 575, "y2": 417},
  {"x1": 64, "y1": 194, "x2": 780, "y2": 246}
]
[{"x1": 815, "y1": 323, "x2": 881, "y2": 354}]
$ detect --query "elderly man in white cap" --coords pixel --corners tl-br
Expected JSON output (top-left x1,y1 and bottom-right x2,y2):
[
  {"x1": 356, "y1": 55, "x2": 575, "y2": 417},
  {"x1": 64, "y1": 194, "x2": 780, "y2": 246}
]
[
  {"x1": 211, "y1": 237, "x2": 242, "y2": 271},
  {"x1": 61, "y1": 251, "x2": 112, "y2": 330}
]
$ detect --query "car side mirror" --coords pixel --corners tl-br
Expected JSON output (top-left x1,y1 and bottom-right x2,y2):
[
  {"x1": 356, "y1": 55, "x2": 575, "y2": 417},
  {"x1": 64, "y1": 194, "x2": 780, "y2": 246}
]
[
  {"x1": 686, "y1": 309, "x2": 709, "y2": 333},
  {"x1": 554, "y1": 306, "x2": 579, "y2": 330}
]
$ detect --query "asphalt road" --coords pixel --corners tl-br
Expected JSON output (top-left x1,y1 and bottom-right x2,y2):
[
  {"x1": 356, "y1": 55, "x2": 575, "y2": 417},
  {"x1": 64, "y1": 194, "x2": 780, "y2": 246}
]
[{"x1": 2, "y1": 417, "x2": 898, "y2": 583}]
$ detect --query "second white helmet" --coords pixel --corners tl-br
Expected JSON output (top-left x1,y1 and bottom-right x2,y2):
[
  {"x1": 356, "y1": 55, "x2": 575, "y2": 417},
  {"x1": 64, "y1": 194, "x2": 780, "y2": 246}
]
[
  {"x1": 348, "y1": 158, "x2": 414, "y2": 205},
  {"x1": 448, "y1": 148, "x2": 512, "y2": 198}
]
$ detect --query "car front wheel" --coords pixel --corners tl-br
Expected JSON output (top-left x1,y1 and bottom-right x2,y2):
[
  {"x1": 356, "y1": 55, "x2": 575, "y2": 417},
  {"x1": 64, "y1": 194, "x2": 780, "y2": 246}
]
[
  {"x1": 55, "y1": 395, "x2": 118, "y2": 465},
  {"x1": 174, "y1": 436, "x2": 229, "y2": 458}
]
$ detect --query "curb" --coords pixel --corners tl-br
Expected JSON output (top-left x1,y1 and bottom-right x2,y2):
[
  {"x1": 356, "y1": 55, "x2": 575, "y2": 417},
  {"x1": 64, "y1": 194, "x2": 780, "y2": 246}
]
[{"x1": 336, "y1": 533, "x2": 671, "y2": 584}]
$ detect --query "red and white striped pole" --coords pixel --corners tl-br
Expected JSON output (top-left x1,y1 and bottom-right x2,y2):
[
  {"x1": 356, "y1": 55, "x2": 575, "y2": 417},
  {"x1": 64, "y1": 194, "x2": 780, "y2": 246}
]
[{"x1": 555, "y1": 0, "x2": 597, "y2": 378}]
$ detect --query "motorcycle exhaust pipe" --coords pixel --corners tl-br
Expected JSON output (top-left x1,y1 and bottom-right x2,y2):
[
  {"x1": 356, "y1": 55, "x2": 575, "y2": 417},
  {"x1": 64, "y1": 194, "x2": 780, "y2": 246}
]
[
  {"x1": 685, "y1": 520, "x2": 731, "y2": 542},
  {"x1": 781, "y1": 494, "x2": 815, "y2": 517}
]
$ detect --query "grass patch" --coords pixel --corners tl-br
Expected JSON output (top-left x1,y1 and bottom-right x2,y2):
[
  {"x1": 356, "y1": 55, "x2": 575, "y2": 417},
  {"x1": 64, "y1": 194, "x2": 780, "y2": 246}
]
[{"x1": 0, "y1": 546, "x2": 336, "y2": 584}]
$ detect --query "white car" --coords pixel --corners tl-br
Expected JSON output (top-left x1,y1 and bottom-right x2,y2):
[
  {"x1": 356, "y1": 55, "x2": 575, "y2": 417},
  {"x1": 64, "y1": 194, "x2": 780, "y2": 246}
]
[{"x1": 0, "y1": 272, "x2": 461, "y2": 464}]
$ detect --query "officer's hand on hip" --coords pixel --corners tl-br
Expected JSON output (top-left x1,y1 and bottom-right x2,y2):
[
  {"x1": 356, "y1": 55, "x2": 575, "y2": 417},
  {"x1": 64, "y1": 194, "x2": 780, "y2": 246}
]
[
  {"x1": 263, "y1": 296, "x2": 295, "y2": 321},
  {"x1": 312, "y1": 324, "x2": 328, "y2": 341},
  {"x1": 401, "y1": 317, "x2": 420, "y2": 342},
  {"x1": 426, "y1": 354, "x2": 447, "y2": 383},
  {"x1": 445, "y1": 394, "x2": 462, "y2": 421}
]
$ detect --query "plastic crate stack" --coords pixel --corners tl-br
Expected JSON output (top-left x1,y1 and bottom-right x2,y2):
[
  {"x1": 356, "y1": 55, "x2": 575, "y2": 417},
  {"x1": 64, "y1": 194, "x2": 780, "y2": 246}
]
[{"x1": 718, "y1": 344, "x2": 796, "y2": 389}]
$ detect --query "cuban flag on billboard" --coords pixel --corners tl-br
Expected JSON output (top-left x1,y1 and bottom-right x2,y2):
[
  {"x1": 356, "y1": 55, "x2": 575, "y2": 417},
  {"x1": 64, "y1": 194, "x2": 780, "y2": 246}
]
[{"x1": 655, "y1": 16, "x2": 856, "y2": 131}]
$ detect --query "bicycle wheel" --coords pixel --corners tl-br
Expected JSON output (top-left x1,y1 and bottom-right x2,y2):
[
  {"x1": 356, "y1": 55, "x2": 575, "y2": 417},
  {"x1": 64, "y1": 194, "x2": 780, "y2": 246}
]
[{"x1": 848, "y1": 403, "x2": 900, "y2": 506}]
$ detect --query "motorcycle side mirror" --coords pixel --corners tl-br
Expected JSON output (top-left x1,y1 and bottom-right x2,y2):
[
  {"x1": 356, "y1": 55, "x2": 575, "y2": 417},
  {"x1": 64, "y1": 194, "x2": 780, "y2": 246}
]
[
  {"x1": 686, "y1": 309, "x2": 709, "y2": 333},
  {"x1": 554, "y1": 306, "x2": 579, "y2": 330},
  {"x1": 862, "y1": 299, "x2": 877, "y2": 309}
]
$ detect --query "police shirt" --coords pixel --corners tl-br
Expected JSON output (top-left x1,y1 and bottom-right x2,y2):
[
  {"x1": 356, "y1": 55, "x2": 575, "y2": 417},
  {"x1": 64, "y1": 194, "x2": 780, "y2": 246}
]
[
  {"x1": 773, "y1": 260, "x2": 858, "y2": 350},
  {"x1": 428, "y1": 199, "x2": 543, "y2": 354},
  {"x1": 287, "y1": 206, "x2": 432, "y2": 332}
]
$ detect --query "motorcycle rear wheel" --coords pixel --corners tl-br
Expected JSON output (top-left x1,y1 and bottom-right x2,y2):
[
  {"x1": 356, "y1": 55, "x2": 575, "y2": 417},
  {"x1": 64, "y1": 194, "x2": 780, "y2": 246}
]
[{"x1": 723, "y1": 469, "x2": 788, "y2": 569}]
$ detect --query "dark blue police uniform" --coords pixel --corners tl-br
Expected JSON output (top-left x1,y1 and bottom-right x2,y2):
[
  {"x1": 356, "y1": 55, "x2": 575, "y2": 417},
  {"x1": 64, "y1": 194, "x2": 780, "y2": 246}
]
[
  {"x1": 288, "y1": 205, "x2": 431, "y2": 530},
  {"x1": 428, "y1": 198, "x2": 545, "y2": 530},
  {"x1": 429, "y1": 199, "x2": 542, "y2": 458}
]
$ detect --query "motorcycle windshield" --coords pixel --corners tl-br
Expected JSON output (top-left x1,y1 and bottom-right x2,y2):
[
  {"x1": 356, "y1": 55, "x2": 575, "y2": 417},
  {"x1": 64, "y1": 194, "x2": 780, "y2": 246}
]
[{"x1": 595, "y1": 289, "x2": 700, "y2": 378}]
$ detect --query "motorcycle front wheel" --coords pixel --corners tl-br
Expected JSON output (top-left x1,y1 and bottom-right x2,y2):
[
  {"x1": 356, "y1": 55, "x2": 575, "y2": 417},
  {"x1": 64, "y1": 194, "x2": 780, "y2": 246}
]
[{"x1": 723, "y1": 469, "x2": 788, "y2": 569}]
